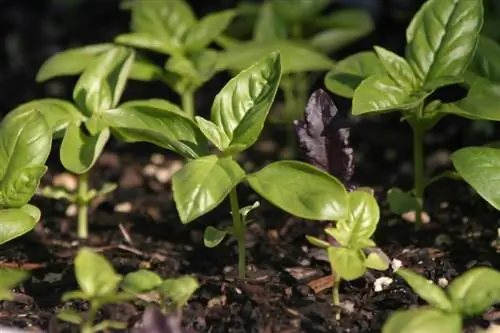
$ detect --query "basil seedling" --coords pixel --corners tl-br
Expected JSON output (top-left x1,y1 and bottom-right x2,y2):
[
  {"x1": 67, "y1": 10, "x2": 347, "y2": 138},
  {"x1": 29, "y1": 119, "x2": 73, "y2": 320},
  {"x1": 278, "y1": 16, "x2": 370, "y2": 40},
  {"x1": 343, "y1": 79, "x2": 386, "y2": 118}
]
[
  {"x1": 325, "y1": 0, "x2": 487, "y2": 226},
  {"x1": 383, "y1": 267, "x2": 500, "y2": 333},
  {"x1": 306, "y1": 190, "x2": 388, "y2": 319},
  {"x1": 0, "y1": 269, "x2": 30, "y2": 301},
  {"x1": 121, "y1": 269, "x2": 199, "y2": 313},
  {"x1": 57, "y1": 248, "x2": 135, "y2": 333}
]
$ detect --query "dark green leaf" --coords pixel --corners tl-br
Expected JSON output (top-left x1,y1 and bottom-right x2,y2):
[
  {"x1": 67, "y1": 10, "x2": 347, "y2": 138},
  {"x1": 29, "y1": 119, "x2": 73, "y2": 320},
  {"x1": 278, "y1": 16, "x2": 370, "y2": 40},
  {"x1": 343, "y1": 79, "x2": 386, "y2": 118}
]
[
  {"x1": 73, "y1": 47, "x2": 135, "y2": 115},
  {"x1": 387, "y1": 187, "x2": 420, "y2": 215},
  {"x1": 216, "y1": 40, "x2": 333, "y2": 74},
  {"x1": 60, "y1": 123, "x2": 110, "y2": 174},
  {"x1": 247, "y1": 160, "x2": 348, "y2": 221},
  {"x1": 156, "y1": 276, "x2": 199, "y2": 308},
  {"x1": 36, "y1": 44, "x2": 113, "y2": 82},
  {"x1": 74, "y1": 247, "x2": 122, "y2": 297},
  {"x1": 382, "y1": 308, "x2": 462, "y2": 333},
  {"x1": 467, "y1": 36, "x2": 500, "y2": 84},
  {"x1": 447, "y1": 267, "x2": 500, "y2": 315},
  {"x1": 172, "y1": 155, "x2": 245, "y2": 223},
  {"x1": 451, "y1": 147, "x2": 500, "y2": 210},
  {"x1": 0, "y1": 269, "x2": 29, "y2": 293},
  {"x1": 324, "y1": 51, "x2": 384, "y2": 98},
  {"x1": 211, "y1": 52, "x2": 281, "y2": 153},
  {"x1": 121, "y1": 269, "x2": 162, "y2": 294},
  {"x1": 405, "y1": 0, "x2": 483, "y2": 84},
  {"x1": 184, "y1": 10, "x2": 235, "y2": 51},
  {"x1": 103, "y1": 99, "x2": 207, "y2": 159},
  {"x1": 328, "y1": 247, "x2": 365, "y2": 280},
  {"x1": 253, "y1": 2, "x2": 287, "y2": 42},
  {"x1": 203, "y1": 226, "x2": 228, "y2": 248},
  {"x1": 271, "y1": 0, "x2": 330, "y2": 22},
  {"x1": 397, "y1": 268, "x2": 453, "y2": 311}
]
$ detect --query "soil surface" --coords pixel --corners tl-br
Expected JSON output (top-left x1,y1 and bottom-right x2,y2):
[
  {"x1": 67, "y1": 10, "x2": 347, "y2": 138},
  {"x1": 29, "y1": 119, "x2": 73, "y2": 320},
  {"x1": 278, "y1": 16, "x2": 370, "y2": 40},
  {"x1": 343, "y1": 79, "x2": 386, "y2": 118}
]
[{"x1": 1, "y1": 1, "x2": 500, "y2": 333}]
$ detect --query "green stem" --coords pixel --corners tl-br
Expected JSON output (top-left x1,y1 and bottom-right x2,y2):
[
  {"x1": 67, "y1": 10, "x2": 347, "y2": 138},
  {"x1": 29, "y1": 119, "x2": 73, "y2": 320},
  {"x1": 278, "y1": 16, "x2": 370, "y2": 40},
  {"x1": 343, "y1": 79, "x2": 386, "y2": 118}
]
[
  {"x1": 182, "y1": 89, "x2": 195, "y2": 118},
  {"x1": 77, "y1": 172, "x2": 89, "y2": 239},
  {"x1": 411, "y1": 112, "x2": 425, "y2": 228},
  {"x1": 229, "y1": 187, "x2": 246, "y2": 278},
  {"x1": 332, "y1": 275, "x2": 341, "y2": 320},
  {"x1": 82, "y1": 301, "x2": 99, "y2": 333}
]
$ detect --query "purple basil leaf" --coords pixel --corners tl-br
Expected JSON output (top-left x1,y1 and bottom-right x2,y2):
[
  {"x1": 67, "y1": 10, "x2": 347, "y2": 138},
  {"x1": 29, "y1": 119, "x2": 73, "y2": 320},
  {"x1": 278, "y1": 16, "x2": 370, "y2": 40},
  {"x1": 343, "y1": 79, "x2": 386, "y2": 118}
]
[
  {"x1": 294, "y1": 89, "x2": 355, "y2": 186},
  {"x1": 137, "y1": 306, "x2": 197, "y2": 333}
]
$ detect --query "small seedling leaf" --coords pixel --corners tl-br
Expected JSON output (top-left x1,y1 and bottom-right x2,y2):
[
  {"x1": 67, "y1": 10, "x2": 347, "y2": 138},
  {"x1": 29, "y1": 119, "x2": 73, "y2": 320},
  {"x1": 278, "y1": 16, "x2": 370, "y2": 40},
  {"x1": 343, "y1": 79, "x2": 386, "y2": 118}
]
[
  {"x1": 122, "y1": 270, "x2": 162, "y2": 294},
  {"x1": 92, "y1": 320, "x2": 127, "y2": 331},
  {"x1": 387, "y1": 187, "x2": 420, "y2": 215},
  {"x1": 204, "y1": 226, "x2": 228, "y2": 248},
  {"x1": 365, "y1": 252, "x2": 390, "y2": 271},
  {"x1": 157, "y1": 276, "x2": 199, "y2": 308},
  {"x1": 328, "y1": 247, "x2": 366, "y2": 281},
  {"x1": 0, "y1": 209, "x2": 38, "y2": 245},
  {"x1": 184, "y1": 10, "x2": 235, "y2": 52},
  {"x1": 0, "y1": 268, "x2": 29, "y2": 300},
  {"x1": 57, "y1": 309, "x2": 84, "y2": 325},
  {"x1": 382, "y1": 308, "x2": 462, "y2": 333},
  {"x1": 305, "y1": 235, "x2": 330, "y2": 249}
]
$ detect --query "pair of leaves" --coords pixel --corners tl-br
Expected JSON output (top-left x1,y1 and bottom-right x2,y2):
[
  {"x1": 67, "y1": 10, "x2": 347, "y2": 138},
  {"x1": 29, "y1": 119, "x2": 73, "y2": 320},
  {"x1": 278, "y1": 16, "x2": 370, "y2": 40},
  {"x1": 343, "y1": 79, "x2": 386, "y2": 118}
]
[
  {"x1": 121, "y1": 270, "x2": 199, "y2": 309},
  {"x1": 383, "y1": 267, "x2": 500, "y2": 333}
]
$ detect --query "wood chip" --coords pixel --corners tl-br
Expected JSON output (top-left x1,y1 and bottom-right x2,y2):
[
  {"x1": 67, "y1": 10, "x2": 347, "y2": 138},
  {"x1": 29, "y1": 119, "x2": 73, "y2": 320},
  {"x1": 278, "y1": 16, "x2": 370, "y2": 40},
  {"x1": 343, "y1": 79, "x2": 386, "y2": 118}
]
[{"x1": 307, "y1": 275, "x2": 334, "y2": 294}]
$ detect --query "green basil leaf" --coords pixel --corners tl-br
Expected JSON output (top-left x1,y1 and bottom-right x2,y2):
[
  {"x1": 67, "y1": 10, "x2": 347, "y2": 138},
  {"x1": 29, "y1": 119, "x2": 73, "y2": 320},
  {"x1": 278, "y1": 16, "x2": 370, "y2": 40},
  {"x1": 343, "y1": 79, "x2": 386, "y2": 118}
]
[
  {"x1": 246, "y1": 160, "x2": 348, "y2": 221},
  {"x1": 0, "y1": 268, "x2": 29, "y2": 299},
  {"x1": 61, "y1": 290, "x2": 88, "y2": 301},
  {"x1": 397, "y1": 268, "x2": 453, "y2": 311},
  {"x1": 405, "y1": 0, "x2": 483, "y2": 84},
  {"x1": 0, "y1": 110, "x2": 51, "y2": 207},
  {"x1": 216, "y1": 40, "x2": 333, "y2": 74},
  {"x1": 374, "y1": 46, "x2": 418, "y2": 89},
  {"x1": 309, "y1": 10, "x2": 374, "y2": 54},
  {"x1": 74, "y1": 247, "x2": 122, "y2": 297},
  {"x1": 165, "y1": 49, "x2": 218, "y2": 87},
  {"x1": 36, "y1": 44, "x2": 113, "y2": 82},
  {"x1": 115, "y1": 33, "x2": 178, "y2": 55},
  {"x1": 195, "y1": 117, "x2": 229, "y2": 151},
  {"x1": 466, "y1": 36, "x2": 500, "y2": 84},
  {"x1": 19, "y1": 204, "x2": 41, "y2": 223},
  {"x1": 129, "y1": 55, "x2": 164, "y2": 81},
  {"x1": 60, "y1": 123, "x2": 110, "y2": 174},
  {"x1": 271, "y1": 0, "x2": 330, "y2": 22},
  {"x1": 211, "y1": 52, "x2": 281, "y2": 153},
  {"x1": 57, "y1": 309, "x2": 84, "y2": 325},
  {"x1": 92, "y1": 320, "x2": 128, "y2": 331},
  {"x1": 365, "y1": 251, "x2": 390, "y2": 271},
  {"x1": 382, "y1": 308, "x2": 462, "y2": 333},
  {"x1": 73, "y1": 47, "x2": 135, "y2": 115},
  {"x1": 387, "y1": 187, "x2": 420, "y2": 215},
  {"x1": 451, "y1": 147, "x2": 500, "y2": 211},
  {"x1": 172, "y1": 155, "x2": 245, "y2": 223},
  {"x1": 157, "y1": 276, "x2": 199, "y2": 308},
  {"x1": 102, "y1": 99, "x2": 207, "y2": 159},
  {"x1": 10, "y1": 99, "x2": 85, "y2": 135},
  {"x1": 184, "y1": 10, "x2": 235, "y2": 52},
  {"x1": 447, "y1": 267, "x2": 500, "y2": 315},
  {"x1": 328, "y1": 247, "x2": 365, "y2": 281},
  {"x1": 253, "y1": 2, "x2": 288, "y2": 42},
  {"x1": 324, "y1": 51, "x2": 384, "y2": 98},
  {"x1": 305, "y1": 235, "x2": 330, "y2": 249},
  {"x1": 0, "y1": 209, "x2": 38, "y2": 245},
  {"x1": 121, "y1": 269, "x2": 162, "y2": 294},
  {"x1": 352, "y1": 75, "x2": 427, "y2": 115},
  {"x1": 203, "y1": 226, "x2": 228, "y2": 248},
  {"x1": 129, "y1": 0, "x2": 195, "y2": 50}
]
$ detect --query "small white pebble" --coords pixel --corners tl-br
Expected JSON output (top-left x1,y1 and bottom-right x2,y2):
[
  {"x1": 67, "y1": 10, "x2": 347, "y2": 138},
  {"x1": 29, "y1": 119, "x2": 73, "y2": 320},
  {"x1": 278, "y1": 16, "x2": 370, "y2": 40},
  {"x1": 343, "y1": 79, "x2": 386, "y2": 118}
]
[
  {"x1": 142, "y1": 164, "x2": 157, "y2": 177},
  {"x1": 391, "y1": 259, "x2": 403, "y2": 271},
  {"x1": 150, "y1": 153, "x2": 165, "y2": 165},
  {"x1": 301, "y1": 245, "x2": 308, "y2": 253},
  {"x1": 438, "y1": 277, "x2": 448, "y2": 288},
  {"x1": 65, "y1": 204, "x2": 78, "y2": 217},
  {"x1": 114, "y1": 201, "x2": 132, "y2": 213},
  {"x1": 155, "y1": 167, "x2": 172, "y2": 184},
  {"x1": 440, "y1": 201, "x2": 449, "y2": 209},
  {"x1": 374, "y1": 276, "x2": 394, "y2": 292}
]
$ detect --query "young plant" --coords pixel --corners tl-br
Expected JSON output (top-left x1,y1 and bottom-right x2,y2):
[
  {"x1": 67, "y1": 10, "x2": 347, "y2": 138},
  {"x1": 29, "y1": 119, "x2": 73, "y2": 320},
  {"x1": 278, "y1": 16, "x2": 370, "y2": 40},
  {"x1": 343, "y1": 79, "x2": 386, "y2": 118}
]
[
  {"x1": 57, "y1": 247, "x2": 135, "y2": 333},
  {"x1": 306, "y1": 190, "x2": 388, "y2": 319},
  {"x1": 383, "y1": 267, "x2": 500, "y2": 333},
  {"x1": 121, "y1": 269, "x2": 199, "y2": 313},
  {"x1": 0, "y1": 269, "x2": 30, "y2": 301},
  {"x1": 0, "y1": 108, "x2": 52, "y2": 245},
  {"x1": 325, "y1": 0, "x2": 488, "y2": 226}
]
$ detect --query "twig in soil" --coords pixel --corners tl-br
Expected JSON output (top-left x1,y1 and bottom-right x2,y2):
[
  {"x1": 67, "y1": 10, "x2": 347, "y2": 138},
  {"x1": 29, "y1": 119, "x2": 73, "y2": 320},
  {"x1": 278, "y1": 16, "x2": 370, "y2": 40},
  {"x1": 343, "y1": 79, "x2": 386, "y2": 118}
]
[
  {"x1": 0, "y1": 261, "x2": 45, "y2": 270},
  {"x1": 118, "y1": 223, "x2": 134, "y2": 245}
]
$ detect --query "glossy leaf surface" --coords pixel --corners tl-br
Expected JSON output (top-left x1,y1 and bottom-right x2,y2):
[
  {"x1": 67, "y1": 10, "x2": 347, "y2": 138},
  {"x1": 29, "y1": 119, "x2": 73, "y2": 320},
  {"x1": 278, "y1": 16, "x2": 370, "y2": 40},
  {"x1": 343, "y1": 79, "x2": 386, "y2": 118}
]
[
  {"x1": 328, "y1": 247, "x2": 365, "y2": 280},
  {"x1": 184, "y1": 10, "x2": 235, "y2": 51},
  {"x1": 0, "y1": 209, "x2": 38, "y2": 245},
  {"x1": 382, "y1": 308, "x2": 461, "y2": 333},
  {"x1": 121, "y1": 269, "x2": 162, "y2": 294}
]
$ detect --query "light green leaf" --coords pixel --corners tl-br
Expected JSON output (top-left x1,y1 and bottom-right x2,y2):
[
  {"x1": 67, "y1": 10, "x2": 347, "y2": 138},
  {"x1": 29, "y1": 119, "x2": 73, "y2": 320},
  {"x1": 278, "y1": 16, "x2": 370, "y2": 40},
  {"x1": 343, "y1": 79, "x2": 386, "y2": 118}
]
[
  {"x1": 73, "y1": 46, "x2": 135, "y2": 115},
  {"x1": 172, "y1": 155, "x2": 245, "y2": 223},
  {"x1": 0, "y1": 110, "x2": 51, "y2": 208},
  {"x1": 253, "y1": 2, "x2": 287, "y2": 42},
  {"x1": 19, "y1": 204, "x2": 41, "y2": 222},
  {"x1": 328, "y1": 247, "x2": 365, "y2": 280},
  {"x1": 324, "y1": 51, "x2": 384, "y2": 98},
  {"x1": 165, "y1": 49, "x2": 218, "y2": 88},
  {"x1": 74, "y1": 247, "x2": 122, "y2": 297},
  {"x1": 271, "y1": 0, "x2": 330, "y2": 22},
  {"x1": 103, "y1": 99, "x2": 207, "y2": 159},
  {"x1": 447, "y1": 267, "x2": 500, "y2": 315},
  {"x1": 365, "y1": 252, "x2": 390, "y2": 271},
  {"x1": 129, "y1": 55, "x2": 164, "y2": 81},
  {"x1": 211, "y1": 52, "x2": 281, "y2": 153},
  {"x1": 382, "y1": 308, "x2": 462, "y2": 333},
  {"x1": 10, "y1": 99, "x2": 85, "y2": 135},
  {"x1": 397, "y1": 268, "x2": 453, "y2": 311},
  {"x1": 157, "y1": 276, "x2": 199, "y2": 308},
  {"x1": 92, "y1": 320, "x2": 127, "y2": 331},
  {"x1": 352, "y1": 75, "x2": 427, "y2": 115},
  {"x1": 36, "y1": 44, "x2": 113, "y2": 82},
  {"x1": 115, "y1": 33, "x2": 178, "y2": 55},
  {"x1": 184, "y1": 10, "x2": 235, "y2": 52},
  {"x1": 121, "y1": 269, "x2": 162, "y2": 294},
  {"x1": 61, "y1": 290, "x2": 87, "y2": 301},
  {"x1": 405, "y1": 0, "x2": 483, "y2": 84},
  {"x1": 305, "y1": 235, "x2": 330, "y2": 249},
  {"x1": 195, "y1": 117, "x2": 229, "y2": 152},
  {"x1": 60, "y1": 123, "x2": 110, "y2": 174},
  {"x1": 216, "y1": 40, "x2": 333, "y2": 74},
  {"x1": 247, "y1": 160, "x2": 348, "y2": 221},
  {"x1": 203, "y1": 226, "x2": 228, "y2": 248},
  {"x1": 387, "y1": 187, "x2": 420, "y2": 215},
  {"x1": 0, "y1": 268, "x2": 29, "y2": 300},
  {"x1": 57, "y1": 309, "x2": 84, "y2": 325},
  {"x1": 451, "y1": 147, "x2": 500, "y2": 211},
  {"x1": 374, "y1": 46, "x2": 418, "y2": 89}
]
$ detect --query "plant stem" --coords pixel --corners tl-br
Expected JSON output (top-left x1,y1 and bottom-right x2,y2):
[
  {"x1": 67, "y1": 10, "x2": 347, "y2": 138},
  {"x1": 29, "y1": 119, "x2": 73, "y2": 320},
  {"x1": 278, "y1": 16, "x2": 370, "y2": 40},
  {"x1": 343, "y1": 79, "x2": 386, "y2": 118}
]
[
  {"x1": 82, "y1": 301, "x2": 99, "y2": 333},
  {"x1": 182, "y1": 89, "x2": 195, "y2": 118},
  {"x1": 411, "y1": 114, "x2": 425, "y2": 228},
  {"x1": 229, "y1": 187, "x2": 246, "y2": 278},
  {"x1": 332, "y1": 275, "x2": 341, "y2": 320},
  {"x1": 77, "y1": 172, "x2": 89, "y2": 239}
]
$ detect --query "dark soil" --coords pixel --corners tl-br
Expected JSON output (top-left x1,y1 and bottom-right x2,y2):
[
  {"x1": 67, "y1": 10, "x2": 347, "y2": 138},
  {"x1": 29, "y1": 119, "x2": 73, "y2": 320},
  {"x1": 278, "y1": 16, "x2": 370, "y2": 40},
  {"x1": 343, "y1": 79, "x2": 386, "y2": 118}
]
[{"x1": 1, "y1": 0, "x2": 500, "y2": 332}]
